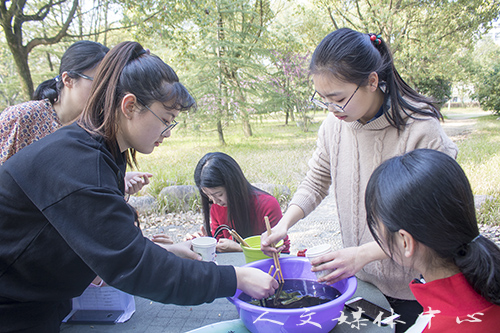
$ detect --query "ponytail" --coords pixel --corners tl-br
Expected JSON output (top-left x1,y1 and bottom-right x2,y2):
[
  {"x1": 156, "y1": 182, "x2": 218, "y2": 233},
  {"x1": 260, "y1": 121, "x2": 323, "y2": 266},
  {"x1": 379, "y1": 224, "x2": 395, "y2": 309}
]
[
  {"x1": 454, "y1": 235, "x2": 500, "y2": 305},
  {"x1": 372, "y1": 35, "x2": 442, "y2": 129},
  {"x1": 80, "y1": 41, "x2": 195, "y2": 167},
  {"x1": 33, "y1": 77, "x2": 63, "y2": 103},
  {"x1": 310, "y1": 28, "x2": 442, "y2": 131}
]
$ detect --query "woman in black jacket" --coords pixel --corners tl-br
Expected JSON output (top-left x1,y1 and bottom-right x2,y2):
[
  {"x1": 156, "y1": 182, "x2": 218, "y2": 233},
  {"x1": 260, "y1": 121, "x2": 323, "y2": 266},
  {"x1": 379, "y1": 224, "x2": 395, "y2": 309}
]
[{"x1": 0, "y1": 41, "x2": 277, "y2": 332}]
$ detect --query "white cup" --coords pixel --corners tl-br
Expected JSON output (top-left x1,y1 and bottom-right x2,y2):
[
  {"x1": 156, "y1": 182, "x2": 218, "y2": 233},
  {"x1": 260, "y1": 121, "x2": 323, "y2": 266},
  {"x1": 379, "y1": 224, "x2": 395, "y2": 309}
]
[
  {"x1": 192, "y1": 237, "x2": 217, "y2": 262},
  {"x1": 305, "y1": 244, "x2": 334, "y2": 279}
]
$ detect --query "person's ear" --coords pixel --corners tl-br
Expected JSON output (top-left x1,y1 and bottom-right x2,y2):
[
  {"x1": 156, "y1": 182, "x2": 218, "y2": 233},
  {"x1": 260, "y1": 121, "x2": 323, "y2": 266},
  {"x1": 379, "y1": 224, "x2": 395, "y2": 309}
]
[
  {"x1": 398, "y1": 229, "x2": 416, "y2": 258},
  {"x1": 121, "y1": 94, "x2": 138, "y2": 120},
  {"x1": 368, "y1": 72, "x2": 379, "y2": 92},
  {"x1": 61, "y1": 72, "x2": 74, "y2": 89}
]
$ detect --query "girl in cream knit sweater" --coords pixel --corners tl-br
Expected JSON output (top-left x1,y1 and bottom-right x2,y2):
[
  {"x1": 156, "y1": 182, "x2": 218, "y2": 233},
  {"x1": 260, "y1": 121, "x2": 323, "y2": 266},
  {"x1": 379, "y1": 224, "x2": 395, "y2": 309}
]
[{"x1": 261, "y1": 28, "x2": 457, "y2": 332}]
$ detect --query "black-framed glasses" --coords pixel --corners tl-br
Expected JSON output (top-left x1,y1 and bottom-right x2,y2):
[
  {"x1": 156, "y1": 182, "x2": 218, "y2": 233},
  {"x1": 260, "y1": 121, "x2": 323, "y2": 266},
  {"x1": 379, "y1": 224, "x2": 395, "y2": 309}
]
[
  {"x1": 310, "y1": 84, "x2": 360, "y2": 113},
  {"x1": 69, "y1": 71, "x2": 94, "y2": 81},
  {"x1": 139, "y1": 101, "x2": 178, "y2": 136}
]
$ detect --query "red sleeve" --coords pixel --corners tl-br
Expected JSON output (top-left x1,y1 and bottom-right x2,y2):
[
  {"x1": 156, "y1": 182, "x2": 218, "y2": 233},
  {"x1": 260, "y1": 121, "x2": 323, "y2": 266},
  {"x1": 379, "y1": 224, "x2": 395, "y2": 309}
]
[
  {"x1": 253, "y1": 193, "x2": 290, "y2": 253},
  {"x1": 210, "y1": 204, "x2": 231, "y2": 240}
]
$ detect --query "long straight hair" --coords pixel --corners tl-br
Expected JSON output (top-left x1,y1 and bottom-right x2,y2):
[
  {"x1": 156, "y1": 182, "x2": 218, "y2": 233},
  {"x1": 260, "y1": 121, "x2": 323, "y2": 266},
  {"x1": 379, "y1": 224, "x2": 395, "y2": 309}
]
[
  {"x1": 366, "y1": 149, "x2": 500, "y2": 305},
  {"x1": 34, "y1": 41, "x2": 109, "y2": 103},
  {"x1": 194, "y1": 152, "x2": 266, "y2": 238},
  {"x1": 79, "y1": 41, "x2": 195, "y2": 167},
  {"x1": 310, "y1": 28, "x2": 442, "y2": 130}
]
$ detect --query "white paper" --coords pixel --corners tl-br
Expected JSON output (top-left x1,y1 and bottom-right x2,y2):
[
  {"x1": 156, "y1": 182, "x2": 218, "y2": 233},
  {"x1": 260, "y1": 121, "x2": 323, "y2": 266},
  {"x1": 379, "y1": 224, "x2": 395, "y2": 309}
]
[{"x1": 62, "y1": 284, "x2": 136, "y2": 323}]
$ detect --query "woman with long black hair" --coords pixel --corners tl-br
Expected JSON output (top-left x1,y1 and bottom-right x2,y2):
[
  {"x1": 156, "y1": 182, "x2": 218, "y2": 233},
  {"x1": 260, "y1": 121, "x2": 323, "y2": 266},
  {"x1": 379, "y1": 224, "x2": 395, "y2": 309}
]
[
  {"x1": 188, "y1": 152, "x2": 290, "y2": 253},
  {"x1": 366, "y1": 149, "x2": 500, "y2": 332}
]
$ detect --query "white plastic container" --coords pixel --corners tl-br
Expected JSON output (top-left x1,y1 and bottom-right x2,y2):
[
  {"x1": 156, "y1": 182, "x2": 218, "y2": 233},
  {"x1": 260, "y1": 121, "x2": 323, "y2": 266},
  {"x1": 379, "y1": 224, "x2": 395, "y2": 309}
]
[
  {"x1": 192, "y1": 237, "x2": 217, "y2": 262},
  {"x1": 305, "y1": 244, "x2": 334, "y2": 279}
]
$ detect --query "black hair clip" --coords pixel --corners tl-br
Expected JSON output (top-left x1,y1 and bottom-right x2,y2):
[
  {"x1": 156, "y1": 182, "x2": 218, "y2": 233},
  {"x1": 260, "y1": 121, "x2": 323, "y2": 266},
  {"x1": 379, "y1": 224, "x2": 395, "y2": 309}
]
[
  {"x1": 455, "y1": 243, "x2": 468, "y2": 257},
  {"x1": 130, "y1": 48, "x2": 147, "y2": 61}
]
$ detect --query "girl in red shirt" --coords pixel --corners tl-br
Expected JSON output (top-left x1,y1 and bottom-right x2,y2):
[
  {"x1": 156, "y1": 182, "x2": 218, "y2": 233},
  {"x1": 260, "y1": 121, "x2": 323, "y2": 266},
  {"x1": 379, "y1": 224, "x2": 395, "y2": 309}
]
[{"x1": 191, "y1": 152, "x2": 290, "y2": 253}]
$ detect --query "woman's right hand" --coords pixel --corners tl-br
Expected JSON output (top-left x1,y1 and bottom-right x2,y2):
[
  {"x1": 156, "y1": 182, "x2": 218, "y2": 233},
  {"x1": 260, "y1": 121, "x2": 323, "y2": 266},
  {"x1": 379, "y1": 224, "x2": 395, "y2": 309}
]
[
  {"x1": 261, "y1": 205, "x2": 304, "y2": 256},
  {"x1": 185, "y1": 225, "x2": 208, "y2": 241},
  {"x1": 260, "y1": 222, "x2": 288, "y2": 256},
  {"x1": 234, "y1": 267, "x2": 278, "y2": 299}
]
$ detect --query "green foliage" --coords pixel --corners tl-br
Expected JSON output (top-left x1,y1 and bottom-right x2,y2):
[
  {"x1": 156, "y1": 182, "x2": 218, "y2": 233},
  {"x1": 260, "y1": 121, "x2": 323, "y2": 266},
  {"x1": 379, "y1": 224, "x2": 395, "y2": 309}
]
[
  {"x1": 413, "y1": 76, "x2": 452, "y2": 104},
  {"x1": 474, "y1": 64, "x2": 500, "y2": 115},
  {"x1": 122, "y1": 0, "x2": 278, "y2": 142}
]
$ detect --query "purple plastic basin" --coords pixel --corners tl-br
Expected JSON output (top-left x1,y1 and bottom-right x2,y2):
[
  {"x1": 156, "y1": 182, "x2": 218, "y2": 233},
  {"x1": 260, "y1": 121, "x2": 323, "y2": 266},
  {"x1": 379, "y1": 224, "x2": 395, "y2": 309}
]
[{"x1": 228, "y1": 257, "x2": 357, "y2": 333}]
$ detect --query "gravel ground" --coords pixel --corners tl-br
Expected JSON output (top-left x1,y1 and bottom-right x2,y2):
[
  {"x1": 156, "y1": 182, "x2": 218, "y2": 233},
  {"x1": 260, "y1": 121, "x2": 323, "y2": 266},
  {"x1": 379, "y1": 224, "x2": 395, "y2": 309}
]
[{"x1": 138, "y1": 117, "x2": 500, "y2": 252}]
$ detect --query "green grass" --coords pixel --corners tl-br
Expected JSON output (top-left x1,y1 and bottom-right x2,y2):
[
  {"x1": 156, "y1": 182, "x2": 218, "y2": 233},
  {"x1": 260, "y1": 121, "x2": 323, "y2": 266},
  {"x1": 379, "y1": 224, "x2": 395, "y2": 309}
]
[
  {"x1": 442, "y1": 106, "x2": 486, "y2": 116},
  {"x1": 134, "y1": 112, "x2": 328, "y2": 201},
  {"x1": 455, "y1": 115, "x2": 500, "y2": 196},
  {"x1": 454, "y1": 114, "x2": 500, "y2": 225}
]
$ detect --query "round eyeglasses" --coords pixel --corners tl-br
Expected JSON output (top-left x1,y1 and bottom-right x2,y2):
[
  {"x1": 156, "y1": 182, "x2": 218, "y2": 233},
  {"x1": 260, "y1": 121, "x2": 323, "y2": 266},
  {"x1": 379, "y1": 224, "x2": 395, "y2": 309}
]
[
  {"x1": 310, "y1": 85, "x2": 360, "y2": 113},
  {"x1": 138, "y1": 100, "x2": 179, "y2": 136}
]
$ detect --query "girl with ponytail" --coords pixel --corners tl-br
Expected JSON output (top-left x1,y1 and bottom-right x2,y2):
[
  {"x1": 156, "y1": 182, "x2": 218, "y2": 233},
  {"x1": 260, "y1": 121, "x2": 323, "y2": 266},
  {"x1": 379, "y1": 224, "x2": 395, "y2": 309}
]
[
  {"x1": 261, "y1": 28, "x2": 458, "y2": 331},
  {"x1": 0, "y1": 41, "x2": 277, "y2": 332},
  {"x1": 366, "y1": 149, "x2": 500, "y2": 332}
]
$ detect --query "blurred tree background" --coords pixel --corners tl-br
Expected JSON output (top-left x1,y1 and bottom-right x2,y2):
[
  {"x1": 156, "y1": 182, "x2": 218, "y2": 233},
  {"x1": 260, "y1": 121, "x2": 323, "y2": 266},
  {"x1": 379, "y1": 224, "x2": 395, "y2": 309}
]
[{"x1": 1, "y1": 0, "x2": 500, "y2": 136}]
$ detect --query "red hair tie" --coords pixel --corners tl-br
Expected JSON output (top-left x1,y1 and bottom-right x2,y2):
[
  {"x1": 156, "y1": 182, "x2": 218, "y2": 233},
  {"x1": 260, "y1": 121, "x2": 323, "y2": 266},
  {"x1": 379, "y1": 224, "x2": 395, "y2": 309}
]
[{"x1": 369, "y1": 33, "x2": 382, "y2": 45}]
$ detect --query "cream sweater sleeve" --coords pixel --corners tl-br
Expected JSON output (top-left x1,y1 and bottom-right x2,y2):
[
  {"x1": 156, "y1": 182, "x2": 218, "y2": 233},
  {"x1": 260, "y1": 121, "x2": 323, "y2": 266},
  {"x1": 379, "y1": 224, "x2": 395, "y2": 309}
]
[{"x1": 289, "y1": 115, "x2": 335, "y2": 217}]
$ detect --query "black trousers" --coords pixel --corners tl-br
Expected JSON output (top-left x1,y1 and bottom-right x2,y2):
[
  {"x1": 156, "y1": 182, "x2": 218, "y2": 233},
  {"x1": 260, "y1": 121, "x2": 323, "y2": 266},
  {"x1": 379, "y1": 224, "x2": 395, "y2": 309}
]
[{"x1": 0, "y1": 297, "x2": 71, "y2": 333}]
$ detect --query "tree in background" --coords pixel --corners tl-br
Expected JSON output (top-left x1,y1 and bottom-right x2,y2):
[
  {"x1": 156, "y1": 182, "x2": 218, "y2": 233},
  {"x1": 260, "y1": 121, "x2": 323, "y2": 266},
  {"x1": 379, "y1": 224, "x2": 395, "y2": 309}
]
[
  {"x1": 475, "y1": 64, "x2": 500, "y2": 115},
  {"x1": 0, "y1": 0, "x2": 79, "y2": 100},
  {"x1": 472, "y1": 37, "x2": 500, "y2": 115},
  {"x1": 0, "y1": 0, "x2": 142, "y2": 104},
  {"x1": 266, "y1": 48, "x2": 312, "y2": 130},
  {"x1": 0, "y1": 44, "x2": 21, "y2": 106},
  {"x1": 123, "y1": 0, "x2": 276, "y2": 145}
]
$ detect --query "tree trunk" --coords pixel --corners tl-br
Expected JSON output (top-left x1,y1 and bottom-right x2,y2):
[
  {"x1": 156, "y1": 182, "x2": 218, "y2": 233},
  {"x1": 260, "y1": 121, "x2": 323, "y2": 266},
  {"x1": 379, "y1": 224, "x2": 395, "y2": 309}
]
[
  {"x1": 9, "y1": 45, "x2": 33, "y2": 100},
  {"x1": 0, "y1": 0, "x2": 78, "y2": 100},
  {"x1": 241, "y1": 114, "x2": 252, "y2": 137},
  {"x1": 217, "y1": 120, "x2": 226, "y2": 146}
]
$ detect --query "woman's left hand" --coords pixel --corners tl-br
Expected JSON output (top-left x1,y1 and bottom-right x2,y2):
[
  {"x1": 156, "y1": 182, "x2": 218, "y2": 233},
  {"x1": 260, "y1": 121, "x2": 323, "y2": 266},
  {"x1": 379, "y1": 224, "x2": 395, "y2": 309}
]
[
  {"x1": 124, "y1": 172, "x2": 153, "y2": 195},
  {"x1": 311, "y1": 242, "x2": 388, "y2": 285},
  {"x1": 152, "y1": 234, "x2": 174, "y2": 245},
  {"x1": 216, "y1": 238, "x2": 243, "y2": 253}
]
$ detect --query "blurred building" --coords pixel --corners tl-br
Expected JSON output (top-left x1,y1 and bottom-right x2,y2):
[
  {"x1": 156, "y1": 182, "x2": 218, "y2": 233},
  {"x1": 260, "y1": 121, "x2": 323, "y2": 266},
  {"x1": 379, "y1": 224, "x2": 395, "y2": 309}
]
[{"x1": 485, "y1": 19, "x2": 500, "y2": 45}]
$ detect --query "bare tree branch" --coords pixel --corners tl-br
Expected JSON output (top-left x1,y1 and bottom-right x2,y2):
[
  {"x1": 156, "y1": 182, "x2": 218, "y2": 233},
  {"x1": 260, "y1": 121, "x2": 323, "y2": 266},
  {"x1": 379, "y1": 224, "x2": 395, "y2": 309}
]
[{"x1": 26, "y1": 0, "x2": 78, "y2": 53}]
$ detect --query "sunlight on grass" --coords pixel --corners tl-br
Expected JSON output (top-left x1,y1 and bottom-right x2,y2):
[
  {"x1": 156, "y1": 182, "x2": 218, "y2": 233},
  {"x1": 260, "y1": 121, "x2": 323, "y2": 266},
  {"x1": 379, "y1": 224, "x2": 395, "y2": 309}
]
[
  {"x1": 457, "y1": 115, "x2": 500, "y2": 195},
  {"x1": 134, "y1": 113, "x2": 327, "y2": 197}
]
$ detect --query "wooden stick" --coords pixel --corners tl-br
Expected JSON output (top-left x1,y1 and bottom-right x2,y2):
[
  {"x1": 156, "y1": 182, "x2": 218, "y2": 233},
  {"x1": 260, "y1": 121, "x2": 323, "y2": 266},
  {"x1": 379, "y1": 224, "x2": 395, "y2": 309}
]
[
  {"x1": 229, "y1": 229, "x2": 250, "y2": 247},
  {"x1": 264, "y1": 216, "x2": 284, "y2": 283},
  {"x1": 267, "y1": 265, "x2": 274, "y2": 275},
  {"x1": 272, "y1": 269, "x2": 278, "y2": 279},
  {"x1": 264, "y1": 216, "x2": 272, "y2": 236}
]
